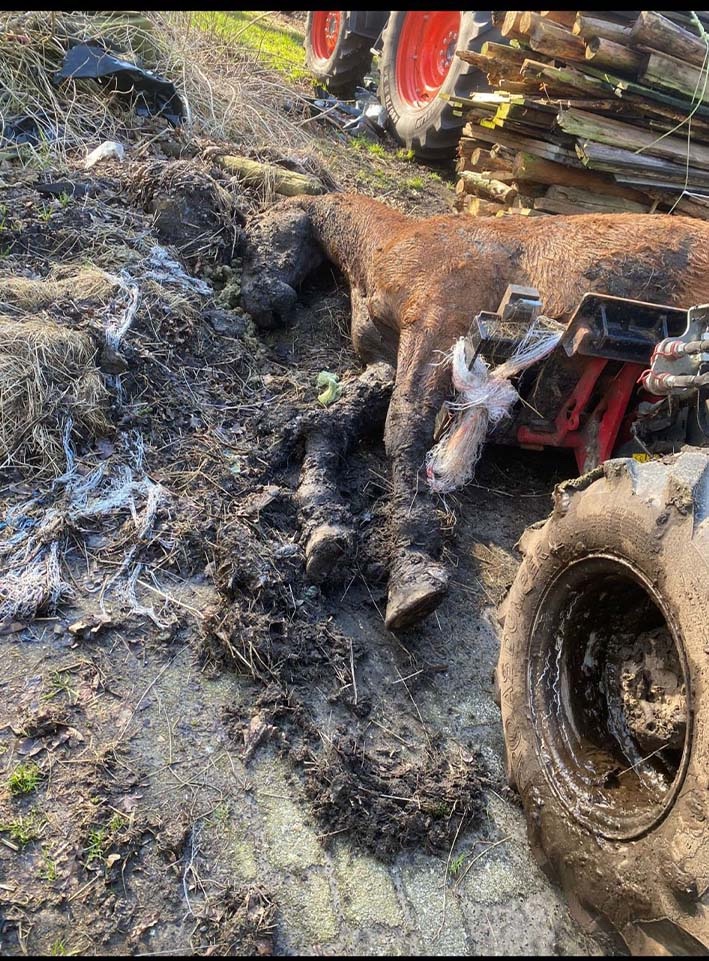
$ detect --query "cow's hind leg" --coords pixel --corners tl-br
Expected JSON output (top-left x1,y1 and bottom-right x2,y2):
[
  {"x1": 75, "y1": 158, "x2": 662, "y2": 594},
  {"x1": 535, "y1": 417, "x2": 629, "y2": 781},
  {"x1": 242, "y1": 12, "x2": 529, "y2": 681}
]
[{"x1": 297, "y1": 361, "x2": 395, "y2": 583}]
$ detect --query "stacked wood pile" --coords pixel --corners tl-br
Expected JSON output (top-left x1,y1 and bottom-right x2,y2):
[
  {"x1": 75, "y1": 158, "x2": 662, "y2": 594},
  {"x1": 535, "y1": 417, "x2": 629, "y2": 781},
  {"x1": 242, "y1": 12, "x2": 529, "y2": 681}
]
[{"x1": 450, "y1": 10, "x2": 709, "y2": 220}]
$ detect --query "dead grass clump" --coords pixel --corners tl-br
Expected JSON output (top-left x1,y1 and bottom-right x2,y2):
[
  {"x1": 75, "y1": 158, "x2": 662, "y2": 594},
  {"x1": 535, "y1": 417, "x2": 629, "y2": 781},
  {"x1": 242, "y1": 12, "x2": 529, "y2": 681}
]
[
  {"x1": 0, "y1": 10, "x2": 323, "y2": 167},
  {"x1": 0, "y1": 269, "x2": 116, "y2": 312},
  {"x1": 0, "y1": 316, "x2": 110, "y2": 477}
]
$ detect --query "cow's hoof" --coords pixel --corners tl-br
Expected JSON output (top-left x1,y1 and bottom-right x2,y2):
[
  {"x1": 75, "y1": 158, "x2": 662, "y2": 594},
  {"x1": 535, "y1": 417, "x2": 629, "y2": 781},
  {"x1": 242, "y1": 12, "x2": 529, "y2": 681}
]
[
  {"x1": 385, "y1": 554, "x2": 449, "y2": 631},
  {"x1": 305, "y1": 523, "x2": 353, "y2": 584}
]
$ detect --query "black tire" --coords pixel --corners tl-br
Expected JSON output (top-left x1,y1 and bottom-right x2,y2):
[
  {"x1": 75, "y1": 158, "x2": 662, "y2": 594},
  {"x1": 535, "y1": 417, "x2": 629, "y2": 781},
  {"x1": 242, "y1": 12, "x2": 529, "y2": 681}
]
[
  {"x1": 379, "y1": 10, "x2": 497, "y2": 160},
  {"x1": 497, "y1": 450, "x2": 709, "y2": 954},
  {"x1": 304, "y1": 11, "x2": 373, "y2": 98}
]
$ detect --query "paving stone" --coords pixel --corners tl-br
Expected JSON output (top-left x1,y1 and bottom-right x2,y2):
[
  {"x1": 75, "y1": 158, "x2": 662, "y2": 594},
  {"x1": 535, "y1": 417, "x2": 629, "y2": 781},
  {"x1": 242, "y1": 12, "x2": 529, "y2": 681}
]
[
  {"x1": 277, "y1": 869, "x2": 339, "y2": 946},
  {"x1": 333, "y1": 845, "x2": 404, "y2": 928},
  {"x1": 399, "y1": 854, "x2": 471, "y2": 955}
]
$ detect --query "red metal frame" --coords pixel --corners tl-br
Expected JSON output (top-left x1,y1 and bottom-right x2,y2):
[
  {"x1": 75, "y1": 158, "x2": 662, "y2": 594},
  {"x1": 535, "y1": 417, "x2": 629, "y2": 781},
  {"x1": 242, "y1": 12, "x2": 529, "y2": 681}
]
[
  {"x1": 517, "y1": 360, "x2": 646, "y2": 473},
  {"x1": 395, "y1": 10, "x2": 461, "y2": 108},
  {"x1": 310, "y1": 11, "x2": 342, "y2": 63}
]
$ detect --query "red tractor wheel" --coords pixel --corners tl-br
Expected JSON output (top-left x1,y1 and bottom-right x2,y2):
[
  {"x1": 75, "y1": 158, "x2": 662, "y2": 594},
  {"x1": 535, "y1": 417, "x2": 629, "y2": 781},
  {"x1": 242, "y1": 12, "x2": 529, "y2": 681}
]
[
  {"x1": 304, "y1": 11, "x2": 373, "y2": 97},
  {"x1": 379, "y1": 10, "x2": 496, "y2": 159}
]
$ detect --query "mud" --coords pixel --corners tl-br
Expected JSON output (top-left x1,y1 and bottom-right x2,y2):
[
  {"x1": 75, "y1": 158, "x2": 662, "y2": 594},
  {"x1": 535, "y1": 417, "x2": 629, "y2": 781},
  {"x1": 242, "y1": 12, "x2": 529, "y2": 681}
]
[
  {"x1": 0, "y1": 158, "x2": 606, "y2": 955},
  {"x1": 619, "y1": 627, "x2": 687, "y2": 754}
]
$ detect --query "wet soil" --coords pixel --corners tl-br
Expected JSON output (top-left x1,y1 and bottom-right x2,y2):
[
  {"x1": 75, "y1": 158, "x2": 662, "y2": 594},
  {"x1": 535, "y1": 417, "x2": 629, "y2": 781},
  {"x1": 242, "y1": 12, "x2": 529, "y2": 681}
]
[{"x1": 0, "y1": 159, "x2": 604, "y2": 955}]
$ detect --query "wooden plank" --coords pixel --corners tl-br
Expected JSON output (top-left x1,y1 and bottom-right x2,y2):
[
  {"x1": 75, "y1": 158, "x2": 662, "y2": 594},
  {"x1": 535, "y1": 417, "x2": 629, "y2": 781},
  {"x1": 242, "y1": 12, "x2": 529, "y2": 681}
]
[
  {"x1": 639, "y1": 47, "x2": 709, "y2": 104},
  {"x1": 556, "y1": 107, "x2": 709, "y2": 169},
  {"x1": 534, "y1": 184, "x2": 651, "y2": 214},
  {"x1": 541, "y1": 183, "x2": 650, "y2": 211},
  {"x1": 631, "y1": 10, "x2": 708, "y2": 69}
]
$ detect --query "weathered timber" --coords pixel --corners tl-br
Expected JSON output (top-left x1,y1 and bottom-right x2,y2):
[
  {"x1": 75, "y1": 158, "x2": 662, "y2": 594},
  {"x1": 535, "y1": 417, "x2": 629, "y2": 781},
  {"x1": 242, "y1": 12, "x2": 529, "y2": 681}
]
[
  {"x1": 462, "y1": 122, "x2": 583, "y2": 165},
  {"x1": 518, "y1": 12, "x2": 545, "y2": 35},
  {"x1": 556, "y1": 108, "x2": 709, "y2": 169},
  {"x1": 584, "y1": 37, "x2": 643, "y2": 74},
  {"x1": 573, "y1": 16, "x2": 632, "y2": 44},
  {"x1": 512, "y1": 151, "x2": 649, "y2": 201},
  {"x1": 496, "y1": 206, "x2": 549, "y2": 216},
  {"x1": 216, "y1": 155, "x2": 324, "y2": 195},
  {"x1": 521, "y1": 59, "x2": 617, "y2": 97},
  {"x1": 528, "y1": 22, "x2": 588, "y2": 61},
  {"x1": 458, "y1": 170, "x2": 518, "y2": 204},
  {"x1": 534, "y1": 184, "x2": 651, "y2": 214},
  {"x1": 539, "y1": 11, "x2": 578, "y2": 29},
  {"x1": 639, "y1": 48, "x2": 709, "y2": 105},
  {"x1": 480, "y1": 40, "x2": 534, "y2": 71},
  {"x1": 671, "y1": 196, "x2": 709, "y2": 220},
  {"x1": 454, "y1": 49, "x2": 502, "y2": 77},
  {"x1": 631, "y1": 10, "x2": 708, "y2": 69},
  {"x1": 501, "y1": 11, "x2": 527, "y2": 40},
  {"x1": 463, "y1": 197, "x2": 506, "y2": 217},
  {"x1": 576, "y1": 141, "x2": 709, "y2": 186},
  {"x1": 495, "y1": 102, "x2": 556, "y2": 128}
]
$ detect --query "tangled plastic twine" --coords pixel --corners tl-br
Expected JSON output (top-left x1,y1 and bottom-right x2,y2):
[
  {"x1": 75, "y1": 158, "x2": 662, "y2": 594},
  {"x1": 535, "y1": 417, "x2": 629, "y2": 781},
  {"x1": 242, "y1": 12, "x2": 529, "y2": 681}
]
[{"x1": 425, "y1": 325, "x2": 562, "y2": 494}]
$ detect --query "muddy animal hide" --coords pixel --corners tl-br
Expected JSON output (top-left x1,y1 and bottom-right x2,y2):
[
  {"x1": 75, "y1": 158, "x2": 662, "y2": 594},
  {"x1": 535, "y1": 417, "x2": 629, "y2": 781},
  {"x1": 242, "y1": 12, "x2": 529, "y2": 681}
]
[{"x1": 241, "y1": 193, "x2": 709, "y2": 630}]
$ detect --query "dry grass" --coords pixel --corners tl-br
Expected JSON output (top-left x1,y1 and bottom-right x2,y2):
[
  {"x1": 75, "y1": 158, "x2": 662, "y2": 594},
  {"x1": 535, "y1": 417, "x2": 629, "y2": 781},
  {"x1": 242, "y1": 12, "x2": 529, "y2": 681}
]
[
  {"x1": 0, "y1": 10, "x2": 322, "y2": 164},
  {"x1": 0, "y1": 10, "x2": 452, "y2": 211},
  {"x1": 0, "y1": 315, "x2": 110, "y2": 477}
]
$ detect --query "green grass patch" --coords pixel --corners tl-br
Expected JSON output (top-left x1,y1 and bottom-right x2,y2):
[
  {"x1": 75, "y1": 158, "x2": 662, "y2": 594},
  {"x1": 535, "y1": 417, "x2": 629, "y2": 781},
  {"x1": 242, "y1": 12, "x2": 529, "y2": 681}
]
[
  {"x1": 8, "y1": 762, "x2": 43, "y2": 796},
  {"x1": 0, "y1": 810, "x2": 47, "y2": 847},
  {"x1": 194, "y1": 11, "x2": 312, "y2": 84},
  {"x1": 350, "y1": 136, "x2": 388, "y2": 157}
]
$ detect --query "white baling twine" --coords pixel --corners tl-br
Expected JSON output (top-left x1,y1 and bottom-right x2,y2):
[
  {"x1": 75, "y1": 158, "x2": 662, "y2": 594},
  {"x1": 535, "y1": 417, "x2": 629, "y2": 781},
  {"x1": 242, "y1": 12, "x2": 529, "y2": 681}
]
[{"x1": 426, "y1": 326, "x2": 562, "y2": 494}]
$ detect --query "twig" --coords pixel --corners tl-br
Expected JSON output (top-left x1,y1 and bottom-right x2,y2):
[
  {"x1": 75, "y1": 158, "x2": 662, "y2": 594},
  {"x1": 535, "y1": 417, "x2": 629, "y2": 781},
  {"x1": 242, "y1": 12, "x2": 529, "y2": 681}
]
[
  {"x1": 433, "y1": 813, "x2": 465, "y2": 942},
  {"x1": 348, "y1": 637, "x2": 358, "y2": 706},
  {"x1": 454, "y1": 834, "x2": 511, "y2": 889}
]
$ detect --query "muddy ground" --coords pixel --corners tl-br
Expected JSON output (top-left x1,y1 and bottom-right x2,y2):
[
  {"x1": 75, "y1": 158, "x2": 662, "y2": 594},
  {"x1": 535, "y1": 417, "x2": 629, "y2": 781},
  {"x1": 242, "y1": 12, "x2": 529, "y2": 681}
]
[{"x1": 0, "y1": 136, "x2": 614, "y2": 955}]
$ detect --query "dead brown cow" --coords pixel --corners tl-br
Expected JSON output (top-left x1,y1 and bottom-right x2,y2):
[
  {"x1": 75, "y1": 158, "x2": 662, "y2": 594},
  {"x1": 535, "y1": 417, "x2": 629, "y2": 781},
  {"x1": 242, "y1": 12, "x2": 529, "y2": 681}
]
[{"x1": 240, "y1": 193, "x2": 709, "y2": 631}]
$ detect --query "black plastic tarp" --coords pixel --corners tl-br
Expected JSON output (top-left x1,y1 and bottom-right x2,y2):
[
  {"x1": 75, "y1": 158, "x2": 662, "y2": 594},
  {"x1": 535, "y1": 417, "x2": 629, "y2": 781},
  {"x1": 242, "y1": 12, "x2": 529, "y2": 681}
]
[{"x1": 54, "y1": 41, "x2": 186, "y2": 125}]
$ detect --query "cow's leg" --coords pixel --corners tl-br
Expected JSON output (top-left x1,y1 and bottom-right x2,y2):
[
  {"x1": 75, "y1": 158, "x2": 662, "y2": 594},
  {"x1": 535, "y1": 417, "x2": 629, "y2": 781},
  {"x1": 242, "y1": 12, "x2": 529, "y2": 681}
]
[
  {"x1": 383, "y1": 325, "x2": 453, "y2": 631},
  {"x1": 297, "y1": 361, "x2": 395, "y2": 583}
]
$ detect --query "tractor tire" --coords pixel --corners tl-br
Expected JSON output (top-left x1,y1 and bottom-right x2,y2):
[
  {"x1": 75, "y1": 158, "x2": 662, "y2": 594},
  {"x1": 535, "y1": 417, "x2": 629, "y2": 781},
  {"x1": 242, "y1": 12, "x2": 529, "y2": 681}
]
[
  {"x1": 497, "y1": 450, "x2": 709, "y2": 955},
  {"x1": 379, "y1": 10, "x2": 495, "y2": 160},
  {"x1": 304, "y1": 11, "x2": 373, "y2": 98}
]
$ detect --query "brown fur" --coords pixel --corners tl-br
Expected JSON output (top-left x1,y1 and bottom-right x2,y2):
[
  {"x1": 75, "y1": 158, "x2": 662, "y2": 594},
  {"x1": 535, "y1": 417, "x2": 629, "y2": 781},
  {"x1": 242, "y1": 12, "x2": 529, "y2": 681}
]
[{"x1": 241, "y1": 193, "x2": 709, "y2": 628}]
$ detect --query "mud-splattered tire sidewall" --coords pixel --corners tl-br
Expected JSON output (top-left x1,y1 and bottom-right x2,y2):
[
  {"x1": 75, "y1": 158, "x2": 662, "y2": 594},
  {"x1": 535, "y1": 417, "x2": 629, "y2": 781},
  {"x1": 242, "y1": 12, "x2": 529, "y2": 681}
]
[{"x1": 498, "y1": 452, "x2": 709, "y2": 953}]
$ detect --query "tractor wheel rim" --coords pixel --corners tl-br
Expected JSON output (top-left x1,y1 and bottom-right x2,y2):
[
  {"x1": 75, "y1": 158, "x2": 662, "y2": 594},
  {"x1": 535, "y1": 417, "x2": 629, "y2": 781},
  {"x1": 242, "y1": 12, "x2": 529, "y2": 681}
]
[
  {"x1": 311, "y1": 10, "x2": 341, "y2": 63},
  {"x1": 396, "y1": 10, "x2": 461, "y2": 109}
]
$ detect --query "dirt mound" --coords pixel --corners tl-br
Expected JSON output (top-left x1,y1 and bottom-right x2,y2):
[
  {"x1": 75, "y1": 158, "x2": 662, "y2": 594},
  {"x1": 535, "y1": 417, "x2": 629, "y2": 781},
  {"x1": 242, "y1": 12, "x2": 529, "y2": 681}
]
[{"x1": 128, "y1": 158, "x2": 246, "y2": 266}]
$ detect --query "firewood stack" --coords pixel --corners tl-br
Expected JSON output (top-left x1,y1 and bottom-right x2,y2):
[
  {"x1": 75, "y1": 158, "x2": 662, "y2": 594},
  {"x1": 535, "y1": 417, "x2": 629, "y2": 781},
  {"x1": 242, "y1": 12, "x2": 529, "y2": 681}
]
[{"x1": 450, "y1": 10, "x2": 709, "y2": 220}]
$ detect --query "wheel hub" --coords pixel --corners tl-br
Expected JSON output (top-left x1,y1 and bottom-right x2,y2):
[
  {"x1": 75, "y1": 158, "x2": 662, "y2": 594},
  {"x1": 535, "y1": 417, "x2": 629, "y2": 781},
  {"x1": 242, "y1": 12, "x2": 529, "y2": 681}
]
[
  {"x1": 528, "y1": 556, "x2": 691, "y2": 841},
  {"x1": 310, "y1": 10, "x2": 341, "y2": 63},
  {"x1": 395, "y1": 10, "x2": 462, "y2": 109}
]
